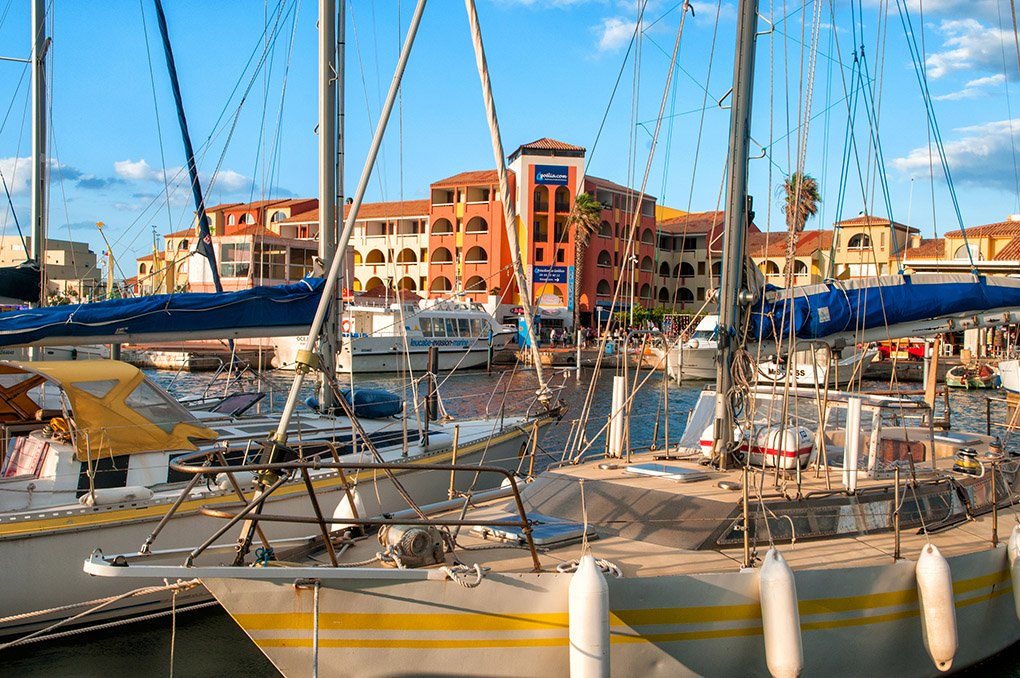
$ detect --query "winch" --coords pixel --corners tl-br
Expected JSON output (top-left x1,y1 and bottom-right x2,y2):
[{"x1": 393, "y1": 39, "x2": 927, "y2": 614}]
[
  {"x1": 378, "y1": 525, "x2": 445, "y2": 568},
  {"x1": 952, "y1": 447, "x2": 980, "y2": 475}
]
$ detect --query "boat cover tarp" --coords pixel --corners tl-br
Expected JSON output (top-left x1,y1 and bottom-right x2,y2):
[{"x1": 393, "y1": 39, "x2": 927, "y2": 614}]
[
  {"x1": 0, "y1": 278, "x2": 326, "y2": 347},
  {"x1": 0, "y1": 261, "x2": 40, "y2": 303},
  {"x1": 0, "y1": 360, "x2": 216, "y2": 460},
  {"x1": 749, "y1": 273, "x2": 1020, "y2": 343}
]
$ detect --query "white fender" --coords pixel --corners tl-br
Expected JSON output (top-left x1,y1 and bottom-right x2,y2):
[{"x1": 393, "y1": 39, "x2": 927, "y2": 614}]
[
  {"x1": 215, "y1": 471, "x2": 255, "y2": 491},
  {"x1": 759, "y1": 548, "x2": 803, "y2": 678},
  {"x1": 79, "y1": 486, "x2": 155, "y2": 507},
  {"x1": 568, "y1": 554, "x2": 610, "y2": 678},
  {"x1": 916, "y1": 544, "x2": 957, "y2": 672},
  {"x1": 329, "y1": 488, "x2": 365, "y2": 532},
  {"x1": 1008, "y1": 526, "x2": 1020, "y2": 621}
]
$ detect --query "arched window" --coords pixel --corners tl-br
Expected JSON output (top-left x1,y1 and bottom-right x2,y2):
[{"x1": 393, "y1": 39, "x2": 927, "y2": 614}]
[
  {"x1": 432, "y1": 247, "x2": 454, "y2": 264},
  {"x1": 353, "y1": 250, "x2": 363, "y2": 265},
  {"x1": 554, "y1": 186, "x2": 570, "y2": 213},
  {"x1": 641, "y1": 228, "x2": 655, "y2": 244},
  {"x1": 139, "y1": 263, "x2": 148, "y2": 275},
  {"x1": 658, "y1": 287, "x2": 670, "y2": 302},
  {"x1": 640, "y1": 256, "x2": 653, "y2": 272},
  {"x1": 639, "y1": 283, "x2": 652, "y2": 299},
  {"x1": 397, "y1": 276, "x2": 417, "y2": 291},
  {"x1": 598, "y1": 221, "x2": 612, "y2": 237},
  {"x1": 596, "y1": 250, "x2": 612, "y2": 267},
  {"x1": 792, "y1": 260, "x2": 808, "y2": 275},
  {"x1": 464, "y1": 246, "x2": 488, "y2": 264},
  {"x1": 465, "y1": 275, "x2": 487, "y2": 293},
  {"x1": 847, "y1": 233, "x2": 871, "y2": 250},
  {"x1": 679, "y1": 262, "x2": 695, "y2": 277},
  {"x1": 533, "y1": 185, "x2": 550, "y2": 212},
  {"x1": 711, "y1": 261, "x2": 723, "y2": 276},
  {"x1": 954, "y1": 244, "x2": 980, "y2": 260},
  {"x1": 396, "y1": 248, "x2": 417, "y2": 264},
  {"x1": 658, "y1": 262, "x2": 671, "y2": 277},
  {"x1": 352, "y1": 278, "x2": 363, "y2": 292},
  {"x1": 365, "y1": 277, "x2": 385, "y2": 292},
  {"x1": 365, "y1": 249, "x2": 385, "y2": 265},
  {"x1": 239, "y1": 213, "x2": 255, "y2": 225},
  {"x1": 762, "y1": 261, "x2": 780, "y2": 275},
  {"x1": 432, "y1": 218, "x2": 454, "y2": 235},
  {"x1": 465, "y1": 216, "x2": 488, "y2": 234},
  {"x1": 227, "y1": 214, "x2": 236, "y2": 226},
  {"x1": 535, "y1": 284, "x2": 564, "y2": 304},
  {"x1": 178, "y1": 239, "x2": 189, "y2": 250},
  {"x1": 675, "y1": 288, "x2": 694, "y2": 302},
  {"x1": 270, "y1": 211, "x2": 286, "y2": 223},
  {"x1": 430, "y1": 276, "x2": 453, "y2": 292},
  {"x1": 596, "y1": 279, "x2": 611, "y2": 295}
]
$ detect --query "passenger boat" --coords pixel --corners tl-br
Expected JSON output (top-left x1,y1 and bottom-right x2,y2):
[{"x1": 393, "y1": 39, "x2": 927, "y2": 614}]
[{"x1": 273, "y1": 296, "x2": 513, "y2": 373}]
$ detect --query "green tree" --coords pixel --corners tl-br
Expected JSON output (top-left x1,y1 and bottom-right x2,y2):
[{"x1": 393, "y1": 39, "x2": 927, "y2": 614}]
[
  {"x1": 567, "y1": 192, "x2": 603, "y2": 331},
  {"x1": 780, "y1": 172, "x2": 821, "y2": 283}
]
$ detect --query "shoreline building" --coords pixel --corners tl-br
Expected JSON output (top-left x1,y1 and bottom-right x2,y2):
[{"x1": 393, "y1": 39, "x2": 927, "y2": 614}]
[{"x1": 0, "y1": 235, "x2": 101, "y2": 302}]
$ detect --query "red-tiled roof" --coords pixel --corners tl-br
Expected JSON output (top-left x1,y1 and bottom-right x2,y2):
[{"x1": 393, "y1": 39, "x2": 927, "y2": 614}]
[
  {"x1": 224, "y1": 224, "x2": 277, "y2": 238},
  {"x1": 164, "y1": 228, "x2": 195, "y2": 238},
  {"x1": 994, "y1": 236, "x2": 1020, "y2": 260},
  {"x1": 516, "y1": 137, "x2": 585, "y2": 152},
  {"x1": 835, "y1": 214, "x2": 919, "y2": 233},
  {"x1": 745, "y1": 230, "x2": 832, "y2": 257},
  {"x1": 283, "y1": 199, "x2": 431, "y2": 224},
  {"x1": 431, "y1": 169, "x2": 514, "y2": 187},
  {"x1": 903, "y1": 238, "x2": 945, "y2": 259},
  {"x1": 658, "y1": 210, "x2": 761, "y2": 252},
  {"x1": 945, "y1": 219, "x2": 1020, "y2": 238}
]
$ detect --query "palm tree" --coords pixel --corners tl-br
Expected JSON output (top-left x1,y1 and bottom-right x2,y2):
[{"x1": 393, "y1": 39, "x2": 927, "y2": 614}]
[
  {"x1": 567, "y1": 192, "x2": 603, "y2": 331},
  {"x1": 780, "y1": 172, "x2": 820, "y2": 283}
]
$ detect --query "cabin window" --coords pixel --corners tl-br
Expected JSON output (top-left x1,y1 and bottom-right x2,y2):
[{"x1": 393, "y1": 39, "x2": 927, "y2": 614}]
[
  {"x1": 445, "y1": 319, "x2": 458, "y2": 337},
  {"x1": 420, "y1": 317, "x2": 433, "y2": 337},
  {"x1": 124, "y1": 380, "x2": 185, "y2": 433},
  {"x1": 72, "y1": 379, "x2": 119, "y2": 399},
  {"x1": 470, "y1": 318, "x2": 485, "y2": 336},
  {"x1": 2, "y1": 437, "x2": 47, "y2": 478},
  {"x1": 76, "y1": 456, "x2": 128, "y2": 497},
  {"x1": 458, "y1": 319, "x2": 471, "y2": 336},
  {"x1": 430, "y1": 319, "x2": 446, "y2": 338}
]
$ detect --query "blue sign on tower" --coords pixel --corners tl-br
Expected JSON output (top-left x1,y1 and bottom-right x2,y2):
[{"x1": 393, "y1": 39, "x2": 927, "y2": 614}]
[{"x1": 534, "y1": 165, "x2": 569, "y2": 186}]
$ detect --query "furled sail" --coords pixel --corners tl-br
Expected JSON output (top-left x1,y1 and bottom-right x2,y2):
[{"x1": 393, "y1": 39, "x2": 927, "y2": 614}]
[
  {"x1": 0, "y1": 278, "x2": 325, "y2": 347},
  {"x1": 749, "y1": 273, "x2": 1020, "y2": 354}
]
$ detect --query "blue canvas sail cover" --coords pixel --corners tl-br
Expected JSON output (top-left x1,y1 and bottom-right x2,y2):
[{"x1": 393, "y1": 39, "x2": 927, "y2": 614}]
[
  {"x1": 749, "y1": 273, "x2": 1020, "y2": 347},
  {"x1": 0, "y1": 278, "x2": 326, "y2": 347}
]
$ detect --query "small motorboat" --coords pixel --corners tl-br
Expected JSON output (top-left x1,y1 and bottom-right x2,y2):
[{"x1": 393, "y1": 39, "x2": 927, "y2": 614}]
[{"x1": 945, "y1": 363, "x2": 1001, "y2": 389}]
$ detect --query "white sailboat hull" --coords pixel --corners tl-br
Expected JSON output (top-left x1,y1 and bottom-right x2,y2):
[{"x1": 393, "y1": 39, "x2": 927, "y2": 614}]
[
  {"x1": 274, "y1": 333, "x2": 512, "y2": 373},
  {"x1": 0, "y1": 420, "x2": 535, "y2": 638},
  {"x1": 200, "y1": 541, "x2": 1017, "y2": 678}
]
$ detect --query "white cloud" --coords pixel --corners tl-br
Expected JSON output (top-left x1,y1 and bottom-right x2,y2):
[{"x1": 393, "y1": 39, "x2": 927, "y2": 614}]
[
  {"x1": 925, "y1": 19, "x2": 1015, "y2": 79},
  {"x1": 114, "y1": 158, "x2": 262, "y2": 196},
  {"x1": 598, "y1": 17, "x2": 638, "y2": 51},
  {"x1": 865, "y1": 0, "x2": 1016, "y2": 22},
  {"x1": 934, "y1": 73, "x2": 1006, "y2": 100},
  {"x1": 114, "y1": 158, "x2": 167, "y2": 182},
  {"x1": 891, "y1": 118, "x2": 1020, "y2": 191}
]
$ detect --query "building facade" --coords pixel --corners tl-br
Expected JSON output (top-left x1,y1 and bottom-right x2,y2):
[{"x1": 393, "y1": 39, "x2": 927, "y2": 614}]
[{"x1": 0, "y1": 235, "x2": 101, "y2": 301}]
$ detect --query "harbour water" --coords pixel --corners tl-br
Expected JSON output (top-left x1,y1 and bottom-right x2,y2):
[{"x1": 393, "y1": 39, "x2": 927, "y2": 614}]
[{"x1": 4, "y1": 365, "x2": 1020, "y2": 676}]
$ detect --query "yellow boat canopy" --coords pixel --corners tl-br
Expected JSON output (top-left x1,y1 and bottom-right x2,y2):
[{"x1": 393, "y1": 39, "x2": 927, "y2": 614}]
[{"x1": 0, "y1": 360, "x2": 217, "y2": 461}]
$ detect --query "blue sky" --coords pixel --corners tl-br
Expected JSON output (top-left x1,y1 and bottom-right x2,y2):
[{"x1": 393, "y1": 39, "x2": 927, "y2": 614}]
[{"x1": 0, "y1": 0, "x2": 1018, "y2": 273}]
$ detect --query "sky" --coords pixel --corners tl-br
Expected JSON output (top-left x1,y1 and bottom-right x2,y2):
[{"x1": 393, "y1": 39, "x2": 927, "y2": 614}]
[{"x1": 0, "y1": 0, "x2": 1018, "y2": 276}]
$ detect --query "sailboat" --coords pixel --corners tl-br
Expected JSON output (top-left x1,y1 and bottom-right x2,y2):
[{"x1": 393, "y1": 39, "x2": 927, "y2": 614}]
[
  {"x1": 0, "y1": 0, "x2": 551, "y2": 641},
  {"x1": 86, "y1": 1, "x2": 1020, "y2": 676}
]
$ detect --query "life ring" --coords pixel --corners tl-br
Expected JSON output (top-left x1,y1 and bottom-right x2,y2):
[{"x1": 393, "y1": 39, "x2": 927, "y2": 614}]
[{"x1": 341, "y1": 319, "x2": 351, "y2": 334}]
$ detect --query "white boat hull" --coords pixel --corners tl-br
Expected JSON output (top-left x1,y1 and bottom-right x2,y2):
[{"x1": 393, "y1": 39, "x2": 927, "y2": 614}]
[
  {"x1": 0, "y1": 421, "x2": 536, "y2": 638},
  {"x1": 203, "y1": 544, "x2": 1018, "y2": 678},
  {"x1": 666, "y1": 346, "x2": 716, "y2": 381},
  {"x1": 274, "y1": 334, "x2": 512, "y2": 373}
]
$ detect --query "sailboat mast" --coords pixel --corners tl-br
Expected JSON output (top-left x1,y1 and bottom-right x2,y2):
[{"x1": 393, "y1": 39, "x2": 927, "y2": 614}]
[
  {"x1": 30, "y1": 0, "x2": 46, "y2": 308},
  {"x1": 152, "y1": 0, "x2": 224, "y2": 294},
  {"x1": 714, "y1": 0, "x2": 759, "y2": 457},
  {"x1": 317, "y1": 0, "x2": 340, "y2": 410}
]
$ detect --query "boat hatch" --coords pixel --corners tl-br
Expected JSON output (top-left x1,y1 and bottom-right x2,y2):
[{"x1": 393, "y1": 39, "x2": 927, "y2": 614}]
[
  {"x1": 625, "y1": 463, "x2": 710, "y2": 482},
  {"x1": 473, "y1": 512, "x2": 595, "y2": 546}
]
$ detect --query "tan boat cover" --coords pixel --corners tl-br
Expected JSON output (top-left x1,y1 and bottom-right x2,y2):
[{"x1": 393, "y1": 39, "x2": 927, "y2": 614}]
[{"x1": 0, "y1": 360, "x2": 217, "y2": 461}]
